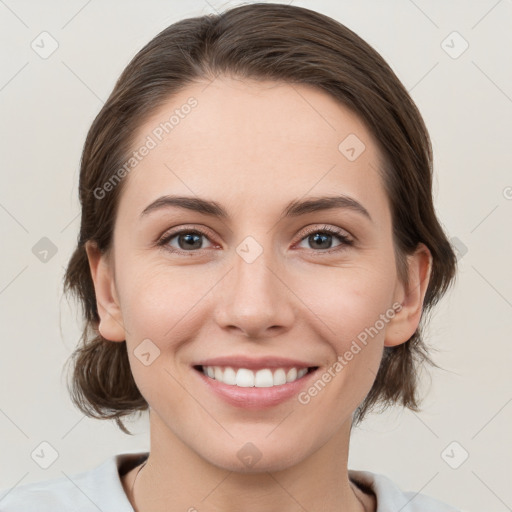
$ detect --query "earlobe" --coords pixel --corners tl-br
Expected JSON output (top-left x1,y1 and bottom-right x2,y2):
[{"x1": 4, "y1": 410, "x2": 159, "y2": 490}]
[
  {"x1": 384, "y1": 243, "x2": 432, "y2": 348},
  {"x1": 84, "y1": 241, "x2": 126, "y2": 342}
]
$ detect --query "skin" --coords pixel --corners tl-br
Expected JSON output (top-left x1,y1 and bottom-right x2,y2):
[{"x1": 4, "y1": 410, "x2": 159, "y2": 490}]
[{"x1": 86, "y1": 75, "x2": 431, "y2": 512}]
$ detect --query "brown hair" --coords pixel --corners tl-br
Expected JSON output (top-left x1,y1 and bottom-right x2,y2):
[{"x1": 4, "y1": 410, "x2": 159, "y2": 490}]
[{"x1": 63, "y1": 2, "x2": 457, "y2": 435}]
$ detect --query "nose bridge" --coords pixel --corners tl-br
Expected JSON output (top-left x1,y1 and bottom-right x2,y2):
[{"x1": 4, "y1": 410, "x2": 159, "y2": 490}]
[
  {"x1": 213, "y1": 232, "x2": 294, "y2": 337},
  {"x1": 235, "y1": 236, "x2": 276, "y2": 295}
]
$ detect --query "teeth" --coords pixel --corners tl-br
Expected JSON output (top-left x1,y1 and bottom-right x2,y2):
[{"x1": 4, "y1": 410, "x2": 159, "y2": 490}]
[{"x1": 201, "y1": 366, "x2": 310, "y2": 387}]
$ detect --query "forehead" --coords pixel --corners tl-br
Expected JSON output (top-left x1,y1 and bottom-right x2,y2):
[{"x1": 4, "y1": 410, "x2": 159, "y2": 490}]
[{"x1": 117, "y1": 76, "x2": 389, "y2": 224}]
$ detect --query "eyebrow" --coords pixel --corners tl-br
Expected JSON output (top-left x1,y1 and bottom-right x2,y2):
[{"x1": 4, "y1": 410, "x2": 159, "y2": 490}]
[{"x1": 139, "y1": 194, "x2": 372, "y2": 222}]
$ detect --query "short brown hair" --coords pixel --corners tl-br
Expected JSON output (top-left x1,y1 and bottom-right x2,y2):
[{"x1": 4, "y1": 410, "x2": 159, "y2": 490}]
[{"x1": 63, "y1": 2, "x2": 457, "y2": 435}]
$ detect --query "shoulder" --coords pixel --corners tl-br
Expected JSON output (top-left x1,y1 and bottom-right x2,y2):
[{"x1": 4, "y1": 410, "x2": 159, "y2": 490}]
[
  {"x1": 0, "y1": 452, "x2": 142, "y2": 512},
  {"x1": 349, "y1": 469, "x2": 461, "y2": 512}
]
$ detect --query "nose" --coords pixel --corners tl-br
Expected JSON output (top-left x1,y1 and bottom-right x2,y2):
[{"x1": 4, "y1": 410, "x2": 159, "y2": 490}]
[{"x1": 212, "y1": 243, "x2": 296, "y2": 339}]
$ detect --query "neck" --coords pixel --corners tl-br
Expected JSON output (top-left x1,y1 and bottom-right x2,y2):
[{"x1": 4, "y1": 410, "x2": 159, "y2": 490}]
[{"x1": 128, "y1": 412, "x2": 372, "y2": 512}]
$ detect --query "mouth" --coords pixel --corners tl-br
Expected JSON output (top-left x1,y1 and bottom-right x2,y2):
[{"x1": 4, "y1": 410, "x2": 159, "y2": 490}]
[
  {"x1": 191, "y1": 355, "x2": 321, "y2": 409},
  {"x1": 193, "y1": 364, "x2": 319, "y2": 388}
]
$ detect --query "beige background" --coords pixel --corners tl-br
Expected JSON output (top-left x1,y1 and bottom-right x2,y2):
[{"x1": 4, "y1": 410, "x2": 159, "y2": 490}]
[{"x1": 0, "y1": 1, "x2": 511, "y2": 510}]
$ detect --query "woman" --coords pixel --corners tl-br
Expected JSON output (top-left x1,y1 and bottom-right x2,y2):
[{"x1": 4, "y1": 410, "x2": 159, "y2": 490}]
[{"x1": 0, "y1": 3, "x2": 459, "y2": 511}]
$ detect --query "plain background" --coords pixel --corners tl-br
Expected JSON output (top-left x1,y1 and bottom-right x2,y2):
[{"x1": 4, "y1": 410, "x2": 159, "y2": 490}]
[{"x1": 0, "y1": 1, "x2": 511, "y2": 510}]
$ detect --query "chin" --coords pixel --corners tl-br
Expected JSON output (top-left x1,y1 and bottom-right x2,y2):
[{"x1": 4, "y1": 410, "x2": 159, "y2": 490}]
[
  {"x1": 210, "y1": 449, "x2": 306, "y2": 474},
  {"x1": 194, "y1": 432, "x2": 317, "y2": 474}
]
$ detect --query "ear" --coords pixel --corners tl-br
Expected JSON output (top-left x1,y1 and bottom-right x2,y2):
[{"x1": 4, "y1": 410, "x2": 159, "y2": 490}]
[
  {"x1": 84, "y1": 240, "x2": 126, "y2": 342},
  {"x1": 385, "y1": 243, "x2": 432, "y2": 347}
]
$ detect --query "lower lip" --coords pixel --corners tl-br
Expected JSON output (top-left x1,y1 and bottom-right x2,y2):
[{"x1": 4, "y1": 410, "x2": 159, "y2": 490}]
[{"x1": 193, "y1": 367, "x2": 319, "y2": 409}]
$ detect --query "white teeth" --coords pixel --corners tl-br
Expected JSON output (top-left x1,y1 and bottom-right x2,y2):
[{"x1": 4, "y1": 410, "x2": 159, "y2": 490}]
[
  {"x1": 236, "y1": 368, "x2": 254, "y2": 387},
  {"x1": 201, "y1": 365, "x2": 311, "y2": 387},
  {"x1": 273, "y1": 368, "x2": 287, "y2": 385},
  {"x1": 222, "y1": 366, "x2": 237, "y2": 385},
  {"x1": 286, "y1": 367, "x2": 297, "y2": 382},
  {"x1": 254, "y1": 369, "x2": 273, "y2": 387}
]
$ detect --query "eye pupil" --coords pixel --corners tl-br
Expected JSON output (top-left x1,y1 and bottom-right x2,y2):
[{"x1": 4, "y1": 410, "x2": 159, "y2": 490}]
[
  {"x1": 179, "y1": 233, "x2": 202, "y2": 250},
  {"x1": 310, "y1": 233, "x2": 332, "y2": 249}
]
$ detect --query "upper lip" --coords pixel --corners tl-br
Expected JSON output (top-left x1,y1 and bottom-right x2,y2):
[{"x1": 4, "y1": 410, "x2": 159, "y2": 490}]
[{"x1": 193, "y1": 355, "x2": 318, "y2": 371}]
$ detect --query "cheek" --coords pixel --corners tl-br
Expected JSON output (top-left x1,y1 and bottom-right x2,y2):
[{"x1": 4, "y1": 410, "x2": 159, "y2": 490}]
[
  {"x1": 294, "y1": 260, "x2": 397, "y2": 346},
  {"x1": 118, "y1": 261, "x2": 216, "y2": 344},
  {"x1": 117, "y1": 263, "x2": 209, "y2": 406}
]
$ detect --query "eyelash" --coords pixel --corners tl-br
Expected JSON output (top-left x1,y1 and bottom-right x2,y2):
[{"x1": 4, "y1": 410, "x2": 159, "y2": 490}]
[{"x1": 156, "y1": 224, "x2": 354, "y2": 256}]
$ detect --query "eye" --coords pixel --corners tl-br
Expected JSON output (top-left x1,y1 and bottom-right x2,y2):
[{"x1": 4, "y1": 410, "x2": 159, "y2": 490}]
[
  {"x1": 295, "y1": 225, "x2": 354, "y2": 252},
  {"x1": 156, "y1": 224, "x2": 354, "y2": 256},
  {"x1": 157, "y1": 227, "x2": 214, "y2": 254}
]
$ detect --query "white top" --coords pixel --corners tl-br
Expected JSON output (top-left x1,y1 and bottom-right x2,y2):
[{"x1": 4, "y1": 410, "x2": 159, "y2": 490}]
[{"x1": 0, "y1": 451, "x2": 460, "y2": 511}]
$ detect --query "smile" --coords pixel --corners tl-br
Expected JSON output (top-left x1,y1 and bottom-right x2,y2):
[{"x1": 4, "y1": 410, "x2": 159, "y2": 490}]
[
  {"x1": 192, "y1": 356, "x2": 320, "y2": 408},
  {"x1": 197, "y1": 365, "x2": 317, "y2": 388}
]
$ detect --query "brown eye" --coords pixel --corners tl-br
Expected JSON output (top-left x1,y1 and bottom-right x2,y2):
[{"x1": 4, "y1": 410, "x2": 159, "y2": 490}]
[
  {"x1": 296, "y1": 225, "x2": 353, "y2": 252},
  {"x1": 158, "y1": 229, "x2": 214, "y2": 253}
]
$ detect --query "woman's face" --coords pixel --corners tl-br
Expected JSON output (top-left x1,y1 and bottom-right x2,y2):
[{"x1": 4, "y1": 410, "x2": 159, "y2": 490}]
[{"x1": 88, "y1": 76, "x2": 429, "y2": 472}]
